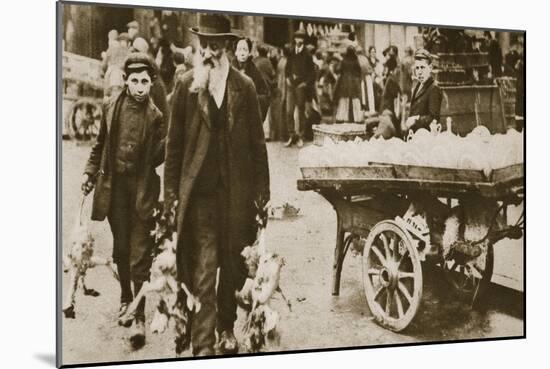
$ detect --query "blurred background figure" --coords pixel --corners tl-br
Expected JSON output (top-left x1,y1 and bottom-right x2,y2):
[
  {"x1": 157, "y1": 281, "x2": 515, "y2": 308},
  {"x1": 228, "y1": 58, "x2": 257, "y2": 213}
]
[
  {"x1": 254, "y1": 44, "x2": 277, "y2": 93},
  {"x1": 504, "y1": 42, "x2": 522, "y2": 76},
  {"x1": 365, "y1": 46, "x2": 383, "y2": 112},
  {"x1": 382, "y1": 45, "x2": 399, "y2": 83},
  {"x1": 233, "y1": 37, "x2": 271, "y2": 123},
  {"x1": 486, "y1": 31, "x2": 503, "y2": 80},
  {"x1": 399, "y1": 46, "x2": 414, "y2": 100},
  {"x1": 284, "y1": 29, "x2": 315, "y2": 148},
  {"x1": 333, "y1": 45, "x2": 363, "y2": 123},
  {"x1": 273, "y1": 44, "x2": 292, "y2": 142},
  {"x1": 375, "y1": 51, "x2": 402, "y2": 139},
  {"x1": 160, "y1": 10, "x2": 180, "y2": 45},
  {"x1": 171, "y1": 44, "x2": 194, "y2": 85},
  {"x1": 107, "y1": 29, "x2": 119, "y2": 48},
  {"x1": 254, "y1": 44, "x2": 278, "y2": 140},
  {"x1": 127, "y1": 20, "x2": 140, "y2": 42},
  {"x1": 102, "y1": 32, "x2": 130, "y2": 102},
  {"x1": 155, "y1": 38, "x2": 177, "y2": 94},
  {"x1": 318, "y1": 54, "x2": 340, "y2": 117}
]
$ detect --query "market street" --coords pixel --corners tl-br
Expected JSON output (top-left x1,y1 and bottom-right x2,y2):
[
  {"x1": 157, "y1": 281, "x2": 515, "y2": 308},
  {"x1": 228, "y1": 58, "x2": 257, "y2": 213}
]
[{"x1": 61, "y1": 140, "x2": 523, "y2": 365}]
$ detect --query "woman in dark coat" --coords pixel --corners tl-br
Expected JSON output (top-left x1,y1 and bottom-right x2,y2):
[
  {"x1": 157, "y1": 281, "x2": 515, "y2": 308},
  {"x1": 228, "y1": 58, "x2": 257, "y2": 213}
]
[
  {"x1": 333, "y1": 45, "x2": 363, "y2": 122},
  {"x1": 233, "y1": 37, "x2": 271, "y2": 122},
  {"x1": 375, "y1": 55, "x2": 402, "y2": 139}
]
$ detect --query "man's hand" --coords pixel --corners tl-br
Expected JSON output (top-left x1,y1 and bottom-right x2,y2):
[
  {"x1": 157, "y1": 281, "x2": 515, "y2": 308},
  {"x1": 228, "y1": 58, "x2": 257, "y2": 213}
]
[
  {"x1": 81, "y1": 174, "x2": 95, "y2": 196},
  {"x1": 405, "y1": 115, "x2": 419, "y2": 129}
]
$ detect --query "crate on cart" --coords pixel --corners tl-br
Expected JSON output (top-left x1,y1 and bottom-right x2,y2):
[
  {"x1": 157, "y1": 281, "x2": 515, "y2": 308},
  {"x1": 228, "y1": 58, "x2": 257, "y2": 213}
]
[
  {"x1": 495, "y1": 77, "x2": 517, "y2": 129},
  {"x1": 312, "y1": 123, "x2": 369, "y2": 146}
]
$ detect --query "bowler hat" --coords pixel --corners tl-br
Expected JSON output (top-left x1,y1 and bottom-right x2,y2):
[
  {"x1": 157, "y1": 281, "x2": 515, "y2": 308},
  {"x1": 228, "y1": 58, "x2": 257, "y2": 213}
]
[{"x1": 189, "y1": 13, "x2": 237, "y2": 38}]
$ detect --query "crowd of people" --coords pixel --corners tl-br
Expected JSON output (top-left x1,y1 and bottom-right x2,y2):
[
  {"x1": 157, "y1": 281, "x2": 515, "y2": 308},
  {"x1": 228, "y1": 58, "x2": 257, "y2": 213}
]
[
  {"x1": 99, "y1": 18, "x2": 524, "y2": 146},
  {"x1": 98, "y1": 19, "x2": 421, "y2": 149}
]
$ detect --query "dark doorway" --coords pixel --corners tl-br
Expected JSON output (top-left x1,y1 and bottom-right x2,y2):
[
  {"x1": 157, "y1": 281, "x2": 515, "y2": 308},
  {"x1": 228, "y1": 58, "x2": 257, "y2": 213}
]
[
  {"x1": 264, "y1": 16, "x2": 290, "y2": 48},
  {"x1": 91, "y1": 6, "x2": 134, "y2": 58}
]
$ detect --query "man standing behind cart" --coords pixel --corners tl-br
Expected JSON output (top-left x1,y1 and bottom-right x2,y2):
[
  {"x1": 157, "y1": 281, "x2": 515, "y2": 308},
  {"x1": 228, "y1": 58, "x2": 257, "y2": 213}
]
[{"x1": 404, "y1": 49, "x2": 442, "y2": 134}]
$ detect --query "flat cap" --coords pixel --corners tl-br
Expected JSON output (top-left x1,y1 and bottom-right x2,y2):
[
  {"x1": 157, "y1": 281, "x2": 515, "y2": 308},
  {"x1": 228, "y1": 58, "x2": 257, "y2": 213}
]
[
  {"x1": 124, "y1": 52, "x2": 156, "y2": 77},
  {"x1": 414, "y1": 48, "x2": 432, "y2": 62}
]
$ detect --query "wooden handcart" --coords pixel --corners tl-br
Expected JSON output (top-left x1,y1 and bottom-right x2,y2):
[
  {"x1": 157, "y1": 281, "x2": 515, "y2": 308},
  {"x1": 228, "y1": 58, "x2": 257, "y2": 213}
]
[
  {"x1": 297, "y1": 163, "x2": 524, "y2": 332},
  {"x1": 62, "y1": 51, "x2": 104, "y2": 141}
]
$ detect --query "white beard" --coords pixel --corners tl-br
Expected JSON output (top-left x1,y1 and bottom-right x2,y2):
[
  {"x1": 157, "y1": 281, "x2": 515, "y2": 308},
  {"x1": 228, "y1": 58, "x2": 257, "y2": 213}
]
[{"x1": 189, "y1": 52, "x2": 227, "y2": 95}]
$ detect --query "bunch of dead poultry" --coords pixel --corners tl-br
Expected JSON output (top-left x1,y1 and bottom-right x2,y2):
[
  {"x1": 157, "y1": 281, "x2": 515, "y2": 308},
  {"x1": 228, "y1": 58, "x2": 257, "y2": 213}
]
[
  {"x1": 120, "y1": 202, "x2": 201, "y2": 355},
  {"x1": 235, "y1": 203, "x2": 291, "y2": 353},
  {"x1": 62, "y1": 196, "x2": 119, "y2": 319}
]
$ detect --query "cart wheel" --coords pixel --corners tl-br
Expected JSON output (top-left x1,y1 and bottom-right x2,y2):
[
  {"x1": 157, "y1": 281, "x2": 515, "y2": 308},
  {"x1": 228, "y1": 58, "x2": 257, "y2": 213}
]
[
  {"x1": 442, "y1": 241, "x2": 494, "y2": 305},
  {"x1": 362, "y1": 220, "x2": 422, "y2": 332},
  {"x1": 65, "y1": 99, "x2": 102, "y2": 141}
]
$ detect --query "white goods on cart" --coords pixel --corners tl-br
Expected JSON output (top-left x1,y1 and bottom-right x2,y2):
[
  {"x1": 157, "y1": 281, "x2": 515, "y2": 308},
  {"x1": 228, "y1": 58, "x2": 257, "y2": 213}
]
[{"x1": 299, "y1": 127, "x2": 523, "y2": 174}]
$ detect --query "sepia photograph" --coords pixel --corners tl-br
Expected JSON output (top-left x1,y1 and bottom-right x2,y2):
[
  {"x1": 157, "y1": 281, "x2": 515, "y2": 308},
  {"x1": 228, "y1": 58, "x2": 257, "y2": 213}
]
[{"x1": 57, "y1": 1, "x2": 525, "y2": 366}]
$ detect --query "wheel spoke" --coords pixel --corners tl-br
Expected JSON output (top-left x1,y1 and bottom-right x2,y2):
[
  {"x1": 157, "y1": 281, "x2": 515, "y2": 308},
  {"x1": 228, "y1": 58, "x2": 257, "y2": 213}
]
[
  {"x1": 396, "y1": 246, "x2": 408, "y2": 269},
  {"x1": 389, "y1": 236, "x2": 397, "y2": 261},
  {"x1": 394, "y1": 290, "x2": 404, "y2": 318},
  {"x1": 371, "y1": 245, "x2": 387, "y2": 266},
  {"x1": 380, "y1": 233, "x2": 391, "y2": 261},
  {"x1": 373, "y1": 285, "x2": 385, "y2": 302},
  {"x1": 398, "y1": 271, "x2": 415, "y2": 279},
  {"x1": 398, "y1": 281, "x2": 413, "y2": 304},
  {"x1": 385, "y1": 289, "x2": 392, "y2": 316}
]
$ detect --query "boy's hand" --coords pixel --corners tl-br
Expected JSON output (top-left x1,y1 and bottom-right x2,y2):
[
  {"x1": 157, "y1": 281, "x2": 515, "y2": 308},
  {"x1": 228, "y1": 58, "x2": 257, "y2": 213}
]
[{"x1": 81, "y1": 174, "x2": 95, "y2": 196}]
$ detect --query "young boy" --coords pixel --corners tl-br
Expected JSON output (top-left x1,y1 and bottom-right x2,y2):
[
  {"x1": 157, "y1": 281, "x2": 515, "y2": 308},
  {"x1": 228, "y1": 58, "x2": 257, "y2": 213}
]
[{"x1": 81, "y1": 52, "x2": 165, "y2": 350}]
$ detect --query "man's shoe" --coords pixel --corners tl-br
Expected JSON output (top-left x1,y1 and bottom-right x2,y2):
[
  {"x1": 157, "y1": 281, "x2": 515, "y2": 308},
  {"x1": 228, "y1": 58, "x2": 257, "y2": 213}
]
[
  {"x1": 118, "y1": 302, "x2": 133, "y2": 327},
  {"x1": 283, "y1": 137, "x2": 294, "y2": 147},
  {"x1": 129, "y1": 318, "x2": 146, "y2": 350},
  {"x1": 218, "y1": 330, "x2": 239, "y2": 354},
  {"x1": 296, "y1": 138, "x2": 304, "y2": 148}
]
